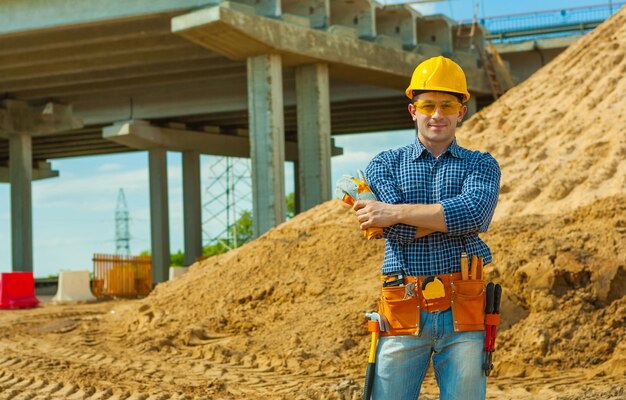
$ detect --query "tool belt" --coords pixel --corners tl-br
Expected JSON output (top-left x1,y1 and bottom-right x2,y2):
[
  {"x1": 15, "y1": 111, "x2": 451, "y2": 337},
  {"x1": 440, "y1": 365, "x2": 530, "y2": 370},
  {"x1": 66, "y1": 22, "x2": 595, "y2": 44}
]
[{"x1": 378, "y1": 271, "x2": 486, "y2": 336}]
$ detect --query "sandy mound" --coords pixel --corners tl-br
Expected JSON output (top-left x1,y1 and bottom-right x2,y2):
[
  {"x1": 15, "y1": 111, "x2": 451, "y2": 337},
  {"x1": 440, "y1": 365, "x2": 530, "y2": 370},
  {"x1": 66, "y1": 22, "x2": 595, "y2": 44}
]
[
  {"x1": 106, "y1": 12, "x2": 626, "y2": 396},
  {"x1": 483, "y1": 195, "x2": 626, "y2": 377},
  {"x1": 458, "y1": 7, "x2": 626, "y2": 219},
  {"x1": 110, "y1": 195, "x2": 625, "y2": 395},
  {"x1": 113, "y1": 200, "x2": 384, "y2": 396},
  {"x1": 2, "y1": 7, "x2": 622, "y2": 400}
]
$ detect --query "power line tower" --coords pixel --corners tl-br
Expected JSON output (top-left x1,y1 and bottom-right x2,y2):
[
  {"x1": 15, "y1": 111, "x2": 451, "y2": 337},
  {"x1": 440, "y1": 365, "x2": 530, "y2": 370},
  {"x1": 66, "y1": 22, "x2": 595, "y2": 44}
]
[
  {"x1": 115, "y1": 188, "x2": 131, "y2": 256},
  {"x1": 203, "y1": 156, "x2": 252, "y2": 251}
]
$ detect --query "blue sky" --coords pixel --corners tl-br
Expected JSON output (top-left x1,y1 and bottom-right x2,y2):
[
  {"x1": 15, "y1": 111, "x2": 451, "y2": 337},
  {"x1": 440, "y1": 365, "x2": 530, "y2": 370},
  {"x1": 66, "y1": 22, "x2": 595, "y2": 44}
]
[{"x1": 0, "y1": 0, "x2": 619, "y2": 277}]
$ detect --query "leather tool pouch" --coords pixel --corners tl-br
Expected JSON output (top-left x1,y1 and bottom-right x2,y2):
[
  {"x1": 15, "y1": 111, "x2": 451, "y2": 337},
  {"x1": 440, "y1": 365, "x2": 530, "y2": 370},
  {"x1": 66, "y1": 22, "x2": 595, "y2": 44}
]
[
  {"x1": 378, "y1": 285, "x2": 420, "y2": 336},
  {"x1": 450, "y1": 279, "x2": 486, "y2": 332}
]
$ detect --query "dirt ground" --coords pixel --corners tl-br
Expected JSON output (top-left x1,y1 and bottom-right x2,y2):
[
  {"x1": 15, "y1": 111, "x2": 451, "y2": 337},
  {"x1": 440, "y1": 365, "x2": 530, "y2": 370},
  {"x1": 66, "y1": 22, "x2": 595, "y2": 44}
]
[
  {"x1": 0, "y1": 196, "x2": 624, "y2": 399},
  {"x1": 0, "y1": 5, "x2": 624, "y2": 400}
]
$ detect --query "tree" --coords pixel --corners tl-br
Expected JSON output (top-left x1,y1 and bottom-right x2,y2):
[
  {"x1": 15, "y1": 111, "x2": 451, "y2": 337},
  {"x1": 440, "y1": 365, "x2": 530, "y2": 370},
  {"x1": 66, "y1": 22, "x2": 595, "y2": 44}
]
[
  {"x1": 170, "y1": 250, "x2": 185, "y2": 267},
  {"x1": 286, "y1": 192, "x2": 295, "y2": 219}
]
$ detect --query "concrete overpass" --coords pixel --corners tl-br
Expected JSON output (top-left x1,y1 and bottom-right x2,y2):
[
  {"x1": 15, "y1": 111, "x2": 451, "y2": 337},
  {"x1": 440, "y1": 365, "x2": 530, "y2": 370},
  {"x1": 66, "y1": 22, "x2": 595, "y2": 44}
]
[{"x1": 1, "y1": 0, "x2": 592, "y2": 284}]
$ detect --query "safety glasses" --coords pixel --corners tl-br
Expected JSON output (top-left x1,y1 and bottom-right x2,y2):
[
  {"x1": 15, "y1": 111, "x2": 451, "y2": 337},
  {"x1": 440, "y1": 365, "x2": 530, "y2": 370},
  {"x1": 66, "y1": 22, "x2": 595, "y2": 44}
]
[{"x1": 413, "y1": 99, "x2": 462, "y2": 116}]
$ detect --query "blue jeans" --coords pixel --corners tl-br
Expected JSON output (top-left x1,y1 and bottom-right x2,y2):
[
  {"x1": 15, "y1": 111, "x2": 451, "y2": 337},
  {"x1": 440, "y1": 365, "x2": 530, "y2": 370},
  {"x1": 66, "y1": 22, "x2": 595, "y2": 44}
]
[{"x1": 372, "y1": 309, "x2": 486, "y2": 400}]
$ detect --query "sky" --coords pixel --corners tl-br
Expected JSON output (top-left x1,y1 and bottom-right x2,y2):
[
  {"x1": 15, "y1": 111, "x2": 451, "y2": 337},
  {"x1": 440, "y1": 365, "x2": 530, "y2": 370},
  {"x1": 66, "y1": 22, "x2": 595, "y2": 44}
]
[{"x1": 0, "y1": 0, "x2": 620, "y2": 278}]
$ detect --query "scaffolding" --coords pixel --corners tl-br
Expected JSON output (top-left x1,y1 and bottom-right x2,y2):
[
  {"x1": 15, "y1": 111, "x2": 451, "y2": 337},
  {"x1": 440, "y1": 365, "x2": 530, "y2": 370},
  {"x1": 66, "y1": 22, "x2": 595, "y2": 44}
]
[{"x1": 202, "y1": 157, "x2": 253, "y2": 252}]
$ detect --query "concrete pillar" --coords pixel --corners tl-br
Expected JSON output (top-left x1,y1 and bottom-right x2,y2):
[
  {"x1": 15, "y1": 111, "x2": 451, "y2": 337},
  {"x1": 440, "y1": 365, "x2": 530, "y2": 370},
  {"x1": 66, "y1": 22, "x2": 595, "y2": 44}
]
[
  {"x1": 148, "y1": 148, "x2": 170, "y2": 284},
  {"x1": 9, "y1": 134, "x2": 33, "y2": 272},
  {"x1": 295, "y1": 63, "x2": 332, "y2": 212},
  {"x1": 247, "y1": 53, "x2": 285, "y2": 237},
  {"x1": 182, "y1": 151, "x2": 202, "y2": 265},
  {"x1": 293, "y1": 161, "x2": 301, "y2": 215}
]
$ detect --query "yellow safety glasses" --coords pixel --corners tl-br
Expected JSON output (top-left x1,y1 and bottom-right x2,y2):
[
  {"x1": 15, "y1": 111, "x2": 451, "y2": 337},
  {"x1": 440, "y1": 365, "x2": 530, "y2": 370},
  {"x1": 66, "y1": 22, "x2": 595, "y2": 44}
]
[{"x1": 413, "y1": 100, "x2": 462, "y2": 116}]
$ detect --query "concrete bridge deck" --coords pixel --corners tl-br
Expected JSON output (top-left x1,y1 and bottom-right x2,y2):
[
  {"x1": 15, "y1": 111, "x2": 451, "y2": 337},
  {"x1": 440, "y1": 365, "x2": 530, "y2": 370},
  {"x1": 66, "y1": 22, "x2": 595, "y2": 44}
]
[{"x1": 0, "y1": 0, "x2": 613, "y2": 282}]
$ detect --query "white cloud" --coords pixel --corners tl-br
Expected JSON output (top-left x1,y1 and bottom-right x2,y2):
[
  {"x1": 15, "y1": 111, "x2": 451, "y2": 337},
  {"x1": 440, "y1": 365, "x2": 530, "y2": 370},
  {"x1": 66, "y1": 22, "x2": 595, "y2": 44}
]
[{"x1": 97, "y1": 163, "x2": 125, "y2": 172}]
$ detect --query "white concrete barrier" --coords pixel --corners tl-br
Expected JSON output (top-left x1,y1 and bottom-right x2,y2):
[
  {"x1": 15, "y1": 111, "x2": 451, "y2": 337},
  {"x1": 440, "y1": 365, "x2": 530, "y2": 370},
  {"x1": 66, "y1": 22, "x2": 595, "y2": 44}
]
[
  {"x1": 52, "y1": 271, "x2": 97, "y2": 304},
  {"x1": 169, "y1": 267, "x2": 189, "y2": 280}
]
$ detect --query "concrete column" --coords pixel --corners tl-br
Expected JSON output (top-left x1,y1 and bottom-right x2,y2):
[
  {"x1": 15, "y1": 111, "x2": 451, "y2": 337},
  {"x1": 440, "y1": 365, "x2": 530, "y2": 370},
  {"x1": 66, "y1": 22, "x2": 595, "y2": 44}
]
[
  {"x1": 182, "y1": 151, "x2": 202, "y2": 265},
  {"x1": 295, "y1": 63, "x2": 332, "y2": 212},
  {"x1": 148, "y1": 148, "x2": 170, "y2": 284},
  {"x1": 9, "y1": 134, "x2": 33, "y2": 272},
  {"x1": 247, "y1": 53, "x2": 285, "y2": 237},
  {"x1": 293, "y1": 161, "x2": 301, "y2": 215}
]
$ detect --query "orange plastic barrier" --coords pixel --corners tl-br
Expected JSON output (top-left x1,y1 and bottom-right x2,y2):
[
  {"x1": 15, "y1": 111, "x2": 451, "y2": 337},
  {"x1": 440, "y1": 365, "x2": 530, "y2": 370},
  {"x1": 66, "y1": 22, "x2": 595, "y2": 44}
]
[
  {"x1": 92, "y1": 254, "x2": 152, "y2": 299},
  {"x1": 0, "y1": 272, "x2": 39, "y2": 309}
]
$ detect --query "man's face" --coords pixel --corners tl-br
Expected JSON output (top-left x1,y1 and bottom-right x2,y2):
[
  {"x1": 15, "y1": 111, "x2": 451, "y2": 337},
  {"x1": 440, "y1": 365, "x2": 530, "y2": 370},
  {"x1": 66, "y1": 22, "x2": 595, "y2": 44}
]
[{"x1": 408, "y1": 91, "x2": 467, "y2": 148}]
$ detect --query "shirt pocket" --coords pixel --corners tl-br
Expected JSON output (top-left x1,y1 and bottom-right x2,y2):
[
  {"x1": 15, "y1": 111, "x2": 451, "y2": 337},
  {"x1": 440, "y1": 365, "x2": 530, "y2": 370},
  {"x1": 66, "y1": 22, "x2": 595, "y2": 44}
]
[
  {"x1": 440, "y1": 168, "x2": 465, "y2": 199},
  {"x1": 398, "y1": 179, "x2": 421, "y2": 203}
]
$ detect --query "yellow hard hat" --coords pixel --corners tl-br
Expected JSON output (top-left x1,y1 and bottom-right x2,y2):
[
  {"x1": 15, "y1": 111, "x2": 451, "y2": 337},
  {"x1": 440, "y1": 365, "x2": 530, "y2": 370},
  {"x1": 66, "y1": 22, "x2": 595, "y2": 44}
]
[{"x1": 405, "y1": 56, "x2": 471, "y2": 103}]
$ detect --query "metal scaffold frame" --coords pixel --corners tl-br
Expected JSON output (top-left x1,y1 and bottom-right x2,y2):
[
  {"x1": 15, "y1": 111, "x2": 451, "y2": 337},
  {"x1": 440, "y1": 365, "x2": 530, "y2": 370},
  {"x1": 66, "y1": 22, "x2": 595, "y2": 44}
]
[{"x1": 202, "y1": 157, "x2": 252, "y2": 252}]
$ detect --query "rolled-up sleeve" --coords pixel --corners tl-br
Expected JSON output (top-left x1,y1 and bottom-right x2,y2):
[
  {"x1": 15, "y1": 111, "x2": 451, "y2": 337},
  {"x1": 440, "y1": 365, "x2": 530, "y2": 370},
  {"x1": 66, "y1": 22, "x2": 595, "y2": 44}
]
[
  {"x1": 440, "y1": 154, "x2": 501, "y2": 236},
  {"x1": 365, "y1": 153, "x2": 417, "y2": 241}
]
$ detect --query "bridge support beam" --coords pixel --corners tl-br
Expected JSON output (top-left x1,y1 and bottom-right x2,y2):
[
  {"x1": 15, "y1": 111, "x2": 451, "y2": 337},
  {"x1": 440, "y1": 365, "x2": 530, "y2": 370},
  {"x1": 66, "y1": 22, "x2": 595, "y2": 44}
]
[
  {"x1": 1, "y1": 100, "x2": 82, "y2": 274},
  {"x1": 247, "y1": 53, "x2": 285, "y2": 237},
  {"x1": 148, "y1": 148, "x2": 170, "y2": 284},
  {"x1": 182, "y1": 150, "x2": 202, "y2": 265},
  {"x1": 295, "y1": 63, "x2": 332, "y2": 212},
  {"x1": 9, "y1": 134, "x2": 33, "y2": 272}
]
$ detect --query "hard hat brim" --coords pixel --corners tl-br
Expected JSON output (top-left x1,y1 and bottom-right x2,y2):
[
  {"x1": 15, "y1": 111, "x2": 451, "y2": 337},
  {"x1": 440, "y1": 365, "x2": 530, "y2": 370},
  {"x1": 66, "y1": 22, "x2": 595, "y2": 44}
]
[{"x1": 406, "y1": 87, "x2": 471, "y2": 103}]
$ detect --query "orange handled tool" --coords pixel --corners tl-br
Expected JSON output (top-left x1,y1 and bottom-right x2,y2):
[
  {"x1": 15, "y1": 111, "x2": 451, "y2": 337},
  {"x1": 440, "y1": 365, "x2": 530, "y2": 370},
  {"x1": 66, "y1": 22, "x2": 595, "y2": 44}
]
[
  {"x1": 336, "y1": 170, "x2": 383, "y2": 240},
  {"x1": 470, "y1": 255, "x2": 478, "y2": 280},
  {"x1": 363, "y1": 312, "x2": 389, "y2": 399}
]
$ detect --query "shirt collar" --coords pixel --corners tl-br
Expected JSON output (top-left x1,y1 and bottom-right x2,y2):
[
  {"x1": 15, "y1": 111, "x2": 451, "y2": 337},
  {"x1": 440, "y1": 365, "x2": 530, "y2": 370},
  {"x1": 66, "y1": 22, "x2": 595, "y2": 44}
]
[
  {"x1": 412, "y1": 138, "x2": 464, "y2": 160},
  {"x1": 446, "y1": 139, "x2": 464, "y2": 159},
  {"x1": 413, "y1": 138, "x2": 428, "y2": 159}
]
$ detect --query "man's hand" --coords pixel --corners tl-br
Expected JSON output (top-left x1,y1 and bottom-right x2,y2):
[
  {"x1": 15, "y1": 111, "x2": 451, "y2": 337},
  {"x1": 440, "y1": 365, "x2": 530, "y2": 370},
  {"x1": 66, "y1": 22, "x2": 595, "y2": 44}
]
[
  {"x1": 353, "y1": 200, "x2": 400, "y2": 230},
  {"x1": 354, "y1": 201, "x2": 449, "y2": 235}
]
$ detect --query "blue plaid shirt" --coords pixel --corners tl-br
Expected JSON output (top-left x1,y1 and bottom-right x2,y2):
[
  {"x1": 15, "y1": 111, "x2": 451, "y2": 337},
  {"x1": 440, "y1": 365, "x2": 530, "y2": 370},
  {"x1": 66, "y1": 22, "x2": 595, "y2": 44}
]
[{"x1": 365, "y1": 138, "x2": 501, "y2": 276}]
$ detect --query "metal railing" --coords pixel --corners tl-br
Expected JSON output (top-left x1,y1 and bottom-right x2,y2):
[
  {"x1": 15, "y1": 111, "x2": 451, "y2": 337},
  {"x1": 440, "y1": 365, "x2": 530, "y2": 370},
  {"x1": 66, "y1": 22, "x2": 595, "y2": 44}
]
[
  {"x1": 92, "y1": 253, "x2": 152, "y2": 298},
  {"x1": 460, "y1": 3, "x2": 625, "y2": 43}
]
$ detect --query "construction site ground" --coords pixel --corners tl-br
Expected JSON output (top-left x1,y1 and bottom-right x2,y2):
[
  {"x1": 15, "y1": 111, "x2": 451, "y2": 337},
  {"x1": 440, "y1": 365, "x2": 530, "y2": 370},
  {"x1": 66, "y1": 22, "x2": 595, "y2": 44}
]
[{"x1": 1, "y1": 5, "x2": 625, "y2": 400}]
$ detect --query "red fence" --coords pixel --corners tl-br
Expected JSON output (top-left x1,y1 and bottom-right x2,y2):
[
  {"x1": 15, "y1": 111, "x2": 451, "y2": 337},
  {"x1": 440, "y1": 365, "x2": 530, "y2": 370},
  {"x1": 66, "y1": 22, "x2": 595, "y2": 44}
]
[{"x1": 92, "y1": 254, "x2": 152, "y2": 298}]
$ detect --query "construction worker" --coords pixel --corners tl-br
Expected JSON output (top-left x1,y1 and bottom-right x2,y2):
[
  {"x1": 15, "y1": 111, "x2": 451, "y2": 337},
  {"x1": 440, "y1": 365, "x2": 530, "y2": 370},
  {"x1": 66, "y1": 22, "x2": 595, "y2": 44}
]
[{"x1": 353, "y1": 56, "x2": 500, "y2": 399}]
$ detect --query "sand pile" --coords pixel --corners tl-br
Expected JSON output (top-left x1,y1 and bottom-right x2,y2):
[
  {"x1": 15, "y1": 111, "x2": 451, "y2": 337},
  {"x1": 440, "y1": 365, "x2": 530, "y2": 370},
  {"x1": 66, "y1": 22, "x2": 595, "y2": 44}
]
[
  {"x1": 114, "y1": 200, "x2": 384, "y2": 397},
  {"x1": 483, "y1": 195, "x2": 625, "y2": 377},
  {"x1": 102, "y1": 8, "x2": 626, "y2": 398},
  {"x1": 110, "y1": 195, "x2": 625, "y2": 395},
  {"x1": 458, "y1": 6, "x2": 626, "y2": 220}
]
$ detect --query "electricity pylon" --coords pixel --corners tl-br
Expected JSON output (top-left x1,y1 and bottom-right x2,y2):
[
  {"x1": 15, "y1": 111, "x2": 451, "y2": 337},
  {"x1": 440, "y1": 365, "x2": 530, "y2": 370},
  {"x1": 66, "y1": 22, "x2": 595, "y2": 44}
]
[{"x1": 115, "y1": 188, "x2": 131, "y2": 256}]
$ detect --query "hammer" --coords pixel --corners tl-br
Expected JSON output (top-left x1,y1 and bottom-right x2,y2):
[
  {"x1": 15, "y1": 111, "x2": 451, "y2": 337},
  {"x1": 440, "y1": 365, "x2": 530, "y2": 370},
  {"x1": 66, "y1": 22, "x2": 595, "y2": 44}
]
[{"x1": 363, "y1": 312, "x2": 389, "y2": 400}]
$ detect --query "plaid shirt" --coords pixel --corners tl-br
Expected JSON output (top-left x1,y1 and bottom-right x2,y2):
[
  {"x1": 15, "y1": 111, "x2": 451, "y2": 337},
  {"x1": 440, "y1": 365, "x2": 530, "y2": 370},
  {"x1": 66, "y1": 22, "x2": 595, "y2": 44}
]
[{"x1": 365, "y1": 138, "x2": 501, "y2": 276}]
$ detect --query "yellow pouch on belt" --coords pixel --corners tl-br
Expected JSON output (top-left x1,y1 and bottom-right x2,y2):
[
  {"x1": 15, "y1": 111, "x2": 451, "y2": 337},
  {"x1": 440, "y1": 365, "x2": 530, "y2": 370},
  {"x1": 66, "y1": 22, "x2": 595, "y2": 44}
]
[
  {"x1": 450, "y1": 279, "x2": 486, "y2": 332},
  {"x1": 378, "y1": 284, "x2": 420, "y2": 337}
]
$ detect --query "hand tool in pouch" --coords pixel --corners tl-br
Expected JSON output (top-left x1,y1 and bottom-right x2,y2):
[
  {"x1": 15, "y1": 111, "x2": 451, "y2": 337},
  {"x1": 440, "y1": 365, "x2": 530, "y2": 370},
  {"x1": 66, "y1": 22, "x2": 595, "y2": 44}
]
[
  {"x1": 470, "y1": 255, "x2": 478, "y2": 280},
  {"x1": 363, "y1": 312, "x2": 389, "y2": 399},
  {"x1": 476, "y1": 257, "x2": 484, "y2": 280},
  {"x1": 483, "y1": 283, "x2": 502, "y2": 376},
  {"x1": 336, "y1": 170, "x2": 383, "y2": 240},
  {"x1": 460, "y1": 252, "x2": 469, "y2": 280}
]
